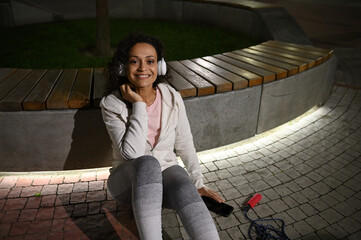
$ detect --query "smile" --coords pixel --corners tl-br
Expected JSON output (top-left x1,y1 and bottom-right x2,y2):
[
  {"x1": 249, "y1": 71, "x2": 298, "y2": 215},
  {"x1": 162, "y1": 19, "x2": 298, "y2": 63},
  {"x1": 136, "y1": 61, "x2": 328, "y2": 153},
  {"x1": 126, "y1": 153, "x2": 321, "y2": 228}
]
[{"x1": 136, "y1": 74, "x2": 151, "y2": 78}]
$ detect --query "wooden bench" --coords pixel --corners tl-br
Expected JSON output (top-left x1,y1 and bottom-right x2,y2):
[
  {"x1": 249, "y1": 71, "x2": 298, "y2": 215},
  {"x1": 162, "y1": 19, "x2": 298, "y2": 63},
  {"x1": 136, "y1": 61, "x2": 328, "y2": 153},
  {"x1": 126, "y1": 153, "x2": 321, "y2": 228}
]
[{"x1": 0, "y1": 41, "x2": 333, "y2": 111}]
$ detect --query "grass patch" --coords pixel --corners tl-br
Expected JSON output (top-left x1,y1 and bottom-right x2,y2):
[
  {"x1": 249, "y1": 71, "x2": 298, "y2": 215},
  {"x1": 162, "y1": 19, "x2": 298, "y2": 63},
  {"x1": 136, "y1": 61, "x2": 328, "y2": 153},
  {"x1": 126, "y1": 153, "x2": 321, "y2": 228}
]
[{"x1": 0, "y1": 18, "x2": 259, "y2": 69}]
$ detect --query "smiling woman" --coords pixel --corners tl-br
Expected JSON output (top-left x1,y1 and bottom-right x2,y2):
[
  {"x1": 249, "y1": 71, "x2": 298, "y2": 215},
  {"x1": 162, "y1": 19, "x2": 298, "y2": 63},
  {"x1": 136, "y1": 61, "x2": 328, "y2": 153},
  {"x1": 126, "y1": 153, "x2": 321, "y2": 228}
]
[
  {"x1": 0, "y1": 18, "x2": 258, "y2": 69},
  {"x1": 100, "y1": 32, "x2": 223, "y2": 239}
]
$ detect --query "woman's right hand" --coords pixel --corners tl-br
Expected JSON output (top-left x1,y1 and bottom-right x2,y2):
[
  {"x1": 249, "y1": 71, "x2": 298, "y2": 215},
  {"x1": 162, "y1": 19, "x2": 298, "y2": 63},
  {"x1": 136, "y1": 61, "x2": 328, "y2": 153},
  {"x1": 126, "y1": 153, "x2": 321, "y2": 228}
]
[{"x1": 120, "y1": 84, "x2": 144, "y2": 103}]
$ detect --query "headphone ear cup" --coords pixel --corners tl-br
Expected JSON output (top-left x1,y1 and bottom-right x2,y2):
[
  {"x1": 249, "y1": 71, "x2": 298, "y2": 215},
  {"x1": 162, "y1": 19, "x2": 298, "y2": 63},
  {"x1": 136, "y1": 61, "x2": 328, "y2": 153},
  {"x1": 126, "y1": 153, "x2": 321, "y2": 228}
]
[{"x1": 158, "y1": 58, "x2": 167, "y2": 76}]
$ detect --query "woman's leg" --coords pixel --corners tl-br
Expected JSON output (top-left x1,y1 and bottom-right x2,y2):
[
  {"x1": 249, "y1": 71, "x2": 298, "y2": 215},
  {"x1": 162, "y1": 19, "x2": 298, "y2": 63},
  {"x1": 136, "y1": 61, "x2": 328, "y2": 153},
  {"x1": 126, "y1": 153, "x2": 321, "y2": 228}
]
[
  {"x1": 162, "y1": 165, "x2": 220, "y2": 240},
  {"x1": 107, "y1": 155, "x2": 163, "y2": 240}
]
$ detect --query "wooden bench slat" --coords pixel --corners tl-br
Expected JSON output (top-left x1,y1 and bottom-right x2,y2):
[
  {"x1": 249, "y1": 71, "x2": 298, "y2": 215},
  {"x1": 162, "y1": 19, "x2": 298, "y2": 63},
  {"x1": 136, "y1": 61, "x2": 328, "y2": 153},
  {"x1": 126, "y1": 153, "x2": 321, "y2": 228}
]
[
  {"x1": 259, "y1": 44, "x2": 323, "y2": 66},
  {"x1": 0, "y1": 70, "x2": 46, "y2": 111},
  {"x1": 46, "y1": 69, "x2": 78, "y2": 109},
  {"x1": 93, "y1": 68, "x2": 107, "y2": 107},
  {"x1": 202, "y1": 56, "x2": 262, "y2": 87},
  {"x1": 242, "y1": 48, "x2": 308, "y2": 73},
  {"x1": 199, "y1": 0, "x2": 276, "y2": 9},
  {"x1": 191, "y1": 58, "x2": 248, "y2": 90},
  {"x1": 180, "y1": 60, "x2": 232, "y2": 93},
  {"x1": 168, "y1": 61, "x2": 215, "y2": 96},
  {"x1": 233, "y1": 49, "x2": 299, "y2": 76},
  {"x1": 265, "y1": 40, "x2": 330, "y2": 57},
  {"x1": 68, "y1": 68, "x2": 93, "y2": 109},
  {"x1": 250, "y1": 45, "x2": 316, "y2": 69},
  {"x1": 262, "y1": 41, "x2": 328, "y2": 63},
  {"x1": 168, "y1": 68, "x2": 196, "y2": 98},
  {"x1": 0, "y1": 68, "x2": 17, "y2": 84},
  {"x1": 23, "y1": 69, "x2": 62, "y2": 110},
  {"x1": 214, "y1": 54, "x2": 276, "y2": 83},
  {"x1": 0, "y1": 69, "x2": 32, "y2": 101},
  {"x1": 268, "y1": 40, "x2": 334, "y2": 59},
  {"x1": 224, "y1": 52, "x2": 288, "y2": 80}
]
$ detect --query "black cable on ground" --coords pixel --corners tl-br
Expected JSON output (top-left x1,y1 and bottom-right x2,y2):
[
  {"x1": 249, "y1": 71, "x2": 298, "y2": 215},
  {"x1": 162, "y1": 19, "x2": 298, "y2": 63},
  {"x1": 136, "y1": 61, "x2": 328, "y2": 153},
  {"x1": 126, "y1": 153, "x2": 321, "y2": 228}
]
[{"x1": 241, "y1": 194, "x2": 291, "y2": 240}]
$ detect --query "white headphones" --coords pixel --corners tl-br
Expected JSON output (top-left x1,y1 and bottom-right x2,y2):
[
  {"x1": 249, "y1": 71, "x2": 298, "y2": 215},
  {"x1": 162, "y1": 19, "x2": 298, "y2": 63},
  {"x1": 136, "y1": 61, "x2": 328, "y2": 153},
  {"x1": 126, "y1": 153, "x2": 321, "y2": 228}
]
[{"x1": 119, "y1": 58, "x2": 167, "y2": 76}]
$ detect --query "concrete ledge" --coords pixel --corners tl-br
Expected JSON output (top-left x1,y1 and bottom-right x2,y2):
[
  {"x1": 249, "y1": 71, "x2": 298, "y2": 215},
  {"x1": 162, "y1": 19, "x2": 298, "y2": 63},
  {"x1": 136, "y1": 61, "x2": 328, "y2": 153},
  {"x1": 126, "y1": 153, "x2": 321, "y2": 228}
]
[
  {"x1": 3, "y1": 0, "x2": 311, "y2": 44},
  {"x1": 0, "y1": 109, "x2": 112, "y2": 171},
  {"x1": 257, "y1": 55, "x2": 338, "y2": 133},
  {"x1": 185, "y1": 86, "x2": 262, "y2": 151}
]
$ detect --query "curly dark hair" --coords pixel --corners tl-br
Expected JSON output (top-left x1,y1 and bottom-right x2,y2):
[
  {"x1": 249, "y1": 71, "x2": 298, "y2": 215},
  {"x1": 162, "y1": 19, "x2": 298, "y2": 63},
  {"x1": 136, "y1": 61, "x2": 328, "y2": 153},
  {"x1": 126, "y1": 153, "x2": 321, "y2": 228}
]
[{"x1": 105, "y1": 32, "x2": 171, "y2": 96}]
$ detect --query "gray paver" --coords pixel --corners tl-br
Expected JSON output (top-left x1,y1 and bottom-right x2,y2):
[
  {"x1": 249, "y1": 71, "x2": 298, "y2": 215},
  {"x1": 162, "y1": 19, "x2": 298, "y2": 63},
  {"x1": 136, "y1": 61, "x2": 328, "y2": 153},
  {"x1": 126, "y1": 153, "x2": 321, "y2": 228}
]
[
  {"x1": 305, "y1": 215, "x2": 329, "y2": 230},
  {"x1": 293, "y1": 220, "x2": 315, "y2": 236},
  {"x1": 287, "y1": 207, "x2": 308, "y2": 221},
  {"x1": 268, "y1": 199, "x2": 289, "y2": 213}
]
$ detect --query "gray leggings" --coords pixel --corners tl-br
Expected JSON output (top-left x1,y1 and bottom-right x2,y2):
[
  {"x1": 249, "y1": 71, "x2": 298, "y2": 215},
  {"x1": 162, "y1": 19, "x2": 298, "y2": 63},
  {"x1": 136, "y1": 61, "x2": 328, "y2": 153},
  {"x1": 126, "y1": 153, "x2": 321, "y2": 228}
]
[{"x1": 107, "y1": 155, "x2": 220, "y2": 240}]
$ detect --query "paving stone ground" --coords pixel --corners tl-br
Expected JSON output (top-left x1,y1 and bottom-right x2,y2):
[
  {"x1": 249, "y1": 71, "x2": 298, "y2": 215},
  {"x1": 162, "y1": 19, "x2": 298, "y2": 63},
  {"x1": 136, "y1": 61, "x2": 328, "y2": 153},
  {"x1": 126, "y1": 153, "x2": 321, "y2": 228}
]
[{"x1": 0, "y1": 84, "x2": 360, "y2": 240}]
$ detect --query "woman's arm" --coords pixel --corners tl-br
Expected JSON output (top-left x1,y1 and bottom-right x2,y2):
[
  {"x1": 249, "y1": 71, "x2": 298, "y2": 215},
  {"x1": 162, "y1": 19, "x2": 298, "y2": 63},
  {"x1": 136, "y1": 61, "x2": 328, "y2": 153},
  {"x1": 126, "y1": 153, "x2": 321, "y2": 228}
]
[{"x1": 101, "y1": 92, "x2": 148, "y2": 160}]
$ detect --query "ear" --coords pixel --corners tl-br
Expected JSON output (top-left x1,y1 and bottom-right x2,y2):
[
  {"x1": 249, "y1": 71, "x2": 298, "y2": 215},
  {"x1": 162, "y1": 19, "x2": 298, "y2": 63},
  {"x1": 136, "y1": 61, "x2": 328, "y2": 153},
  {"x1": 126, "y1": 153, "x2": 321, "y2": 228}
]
[
  {"x1": 119, "y1": 64, "x2": 126, "y2": 76},
  {"x1": 157, "y1": 58, "x2": 167, "y2": 76}
]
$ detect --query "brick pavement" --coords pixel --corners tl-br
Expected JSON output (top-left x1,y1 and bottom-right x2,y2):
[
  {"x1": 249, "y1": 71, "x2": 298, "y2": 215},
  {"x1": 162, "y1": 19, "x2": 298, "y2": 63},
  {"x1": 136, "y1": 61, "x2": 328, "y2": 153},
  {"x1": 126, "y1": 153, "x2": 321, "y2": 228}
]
[{"x1": 1, "y1": 84, "x2": 360, "y2": 239}]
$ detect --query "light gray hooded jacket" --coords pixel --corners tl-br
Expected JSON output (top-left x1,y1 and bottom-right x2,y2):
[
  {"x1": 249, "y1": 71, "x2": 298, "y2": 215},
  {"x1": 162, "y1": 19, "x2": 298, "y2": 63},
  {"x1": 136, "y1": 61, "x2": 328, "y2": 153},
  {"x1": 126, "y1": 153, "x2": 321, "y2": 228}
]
[{"x1": 100, "y1": 83, "x2": 204, "y2": 189}]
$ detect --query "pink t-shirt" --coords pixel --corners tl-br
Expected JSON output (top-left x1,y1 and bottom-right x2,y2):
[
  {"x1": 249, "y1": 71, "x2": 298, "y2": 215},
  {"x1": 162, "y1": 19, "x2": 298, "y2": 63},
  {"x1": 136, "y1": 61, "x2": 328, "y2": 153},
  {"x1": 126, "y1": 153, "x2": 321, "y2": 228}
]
[{"x1": 146, "y1": 88, "x2": 162, "y2": 147}]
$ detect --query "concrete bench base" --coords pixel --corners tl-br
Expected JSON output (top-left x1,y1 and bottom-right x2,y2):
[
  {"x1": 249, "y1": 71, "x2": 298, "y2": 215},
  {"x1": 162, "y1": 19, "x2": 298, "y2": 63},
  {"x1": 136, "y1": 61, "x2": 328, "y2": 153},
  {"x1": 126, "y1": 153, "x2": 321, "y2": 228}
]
[{"x1": 258, "y1": 55, "x2": 337, "y2": 133}]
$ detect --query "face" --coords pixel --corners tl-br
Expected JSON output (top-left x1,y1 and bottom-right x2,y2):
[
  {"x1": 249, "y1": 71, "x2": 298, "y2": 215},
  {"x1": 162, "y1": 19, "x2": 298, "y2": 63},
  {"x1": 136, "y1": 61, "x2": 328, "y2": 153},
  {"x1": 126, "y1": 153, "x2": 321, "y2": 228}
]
[{"x1": 126, "y1": 42, "x2": 158, "y2": 90}]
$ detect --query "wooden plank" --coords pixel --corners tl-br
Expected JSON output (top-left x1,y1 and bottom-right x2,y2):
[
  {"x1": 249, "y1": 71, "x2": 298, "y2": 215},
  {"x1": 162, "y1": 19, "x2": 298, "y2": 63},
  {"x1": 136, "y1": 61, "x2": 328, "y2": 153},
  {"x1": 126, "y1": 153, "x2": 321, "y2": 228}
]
[
  {"x1": 180, "y1": 59, "x2": 232, "y2": 93},
  {"x1": 233, "y1": 49, "x2": 299, "y2": 76},
  {"x1": 259, "y1": 44, "x2": 323, "y2": 66},
  {"x1": 0, "y1": 69, "x2": 47, "y2": 111},
  {"x1": 242, "y1": 48, "x2": 308, "y2": 73},
  {"x1": 168, "y1": 61, "x2": 215, "y2": 96},
  {"x1": 46, "y1": 69, "x2": 78, "y2": 109},
  {"x1": 93, "y1": 68, "x2": 107, "y2": 107},
  {"x1": 214, "y1": 54, "x2": 276, "y2": 83},
  {"x1": 168, "y1": 68, "x2": 196, "y2": 98},
  {"x1": 68, "y1": 68, "x2": 93, "y2": 109},
  {"x1": 202, "y1": 56, "x2": 262, "y2": 87},
  {"x1": 0, "y1": 69, "x2": 31, "y2": 101},
  {"x1": 0, "y1": 68, "x2": 17, "y2": 84},
  {"x1": 262, "y1": 41, "x2": 327, "y2": 63},
  {"x1": 191, "y1": 58, "x2": 248, "y2": 90},
  {"x1": 224, "y1": 52, "x2": 288, "y2": 80},
  {"x1": 197, "y1": 0, "x2": 276, "y2": 9},
  {"x1": 23, "y1": 69, "x2": 62, "y2": 110},
  {"x1": 268, "y1": 40, "x2": 334, "y2": 59},
  {"x1": 250, "y1": 45, "x2": 316, "y2": 69}
]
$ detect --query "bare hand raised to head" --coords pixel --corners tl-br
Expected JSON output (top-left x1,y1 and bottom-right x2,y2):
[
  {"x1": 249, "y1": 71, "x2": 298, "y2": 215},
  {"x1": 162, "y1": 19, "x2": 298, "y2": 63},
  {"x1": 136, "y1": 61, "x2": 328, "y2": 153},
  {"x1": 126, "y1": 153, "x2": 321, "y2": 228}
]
[{"x1": 120, "y1": 84, "x2": 144, "y2": 103}]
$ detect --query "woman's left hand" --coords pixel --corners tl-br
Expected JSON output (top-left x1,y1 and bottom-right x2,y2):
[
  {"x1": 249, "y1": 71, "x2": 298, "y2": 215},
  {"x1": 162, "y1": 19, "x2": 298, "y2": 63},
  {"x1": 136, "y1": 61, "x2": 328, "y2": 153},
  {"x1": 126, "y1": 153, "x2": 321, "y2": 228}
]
[{"x1": 198, "y1": 187, "x2": 225, "y2": 203}]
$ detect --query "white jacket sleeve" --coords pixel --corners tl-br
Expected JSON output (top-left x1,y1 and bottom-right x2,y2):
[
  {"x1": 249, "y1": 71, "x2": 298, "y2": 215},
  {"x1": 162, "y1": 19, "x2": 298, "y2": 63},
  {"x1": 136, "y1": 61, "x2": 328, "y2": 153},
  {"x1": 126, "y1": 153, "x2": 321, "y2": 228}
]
[
  {"x1": 101, "y1": 98, "x2": 148, "y2": 161},
  {"x1": 174, "y1": 93, "x2": 205, "y2": 189}
]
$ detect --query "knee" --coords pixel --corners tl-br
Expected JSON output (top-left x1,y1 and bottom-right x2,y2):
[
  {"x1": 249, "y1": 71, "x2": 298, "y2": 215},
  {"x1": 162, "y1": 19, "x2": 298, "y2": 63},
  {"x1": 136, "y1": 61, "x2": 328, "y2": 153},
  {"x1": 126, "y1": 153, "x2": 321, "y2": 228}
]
[
  {"x1": 133, "y1": 155, "x2": 162, "y2": 185},
  {"x1": 163, "y1": 166, "x2": 201, "y2": 210}
]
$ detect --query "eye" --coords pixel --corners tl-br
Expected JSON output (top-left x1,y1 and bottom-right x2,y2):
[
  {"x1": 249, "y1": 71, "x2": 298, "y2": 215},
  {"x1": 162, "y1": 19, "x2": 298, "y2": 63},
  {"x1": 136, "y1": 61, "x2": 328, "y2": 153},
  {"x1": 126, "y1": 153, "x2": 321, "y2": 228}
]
[
  {"x1": 147, "y1": 60, "x2": 155, "y2": 65},
  {"x1": 129, "y1": 60, "x2": 139, "y2": 65}
]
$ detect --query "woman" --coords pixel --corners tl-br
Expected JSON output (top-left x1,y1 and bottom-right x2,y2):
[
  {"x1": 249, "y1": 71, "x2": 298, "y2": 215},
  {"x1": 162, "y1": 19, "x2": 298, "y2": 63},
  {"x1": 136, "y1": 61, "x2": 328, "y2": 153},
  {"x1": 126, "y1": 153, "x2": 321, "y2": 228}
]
[{"x1": 100, "y1": 33, "x2": 223, "y2": 240}]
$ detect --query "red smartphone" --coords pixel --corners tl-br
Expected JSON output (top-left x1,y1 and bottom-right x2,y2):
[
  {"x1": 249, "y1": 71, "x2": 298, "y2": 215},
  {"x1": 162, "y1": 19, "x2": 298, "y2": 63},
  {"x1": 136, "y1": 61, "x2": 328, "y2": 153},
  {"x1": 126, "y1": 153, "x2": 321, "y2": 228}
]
[{"x1": 201, "y1": 196, "x2": 234, "y2": 217}]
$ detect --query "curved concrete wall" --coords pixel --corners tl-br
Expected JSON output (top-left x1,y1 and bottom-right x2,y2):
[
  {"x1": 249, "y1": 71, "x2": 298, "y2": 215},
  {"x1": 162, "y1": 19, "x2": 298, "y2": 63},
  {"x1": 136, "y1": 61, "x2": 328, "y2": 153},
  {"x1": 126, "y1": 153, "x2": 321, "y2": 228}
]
[{"x1": 2, "y1": 0, "x2": 311, "y2": 44}]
